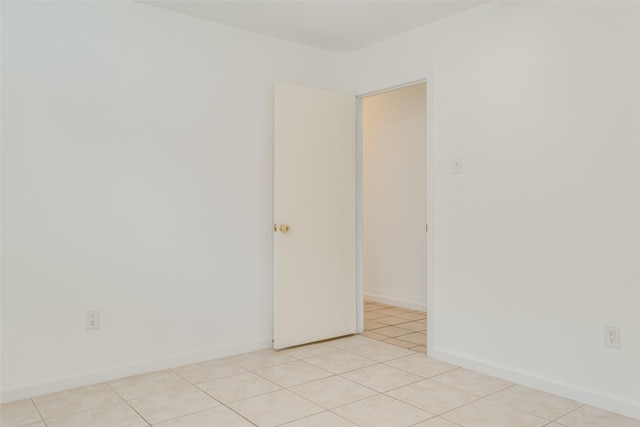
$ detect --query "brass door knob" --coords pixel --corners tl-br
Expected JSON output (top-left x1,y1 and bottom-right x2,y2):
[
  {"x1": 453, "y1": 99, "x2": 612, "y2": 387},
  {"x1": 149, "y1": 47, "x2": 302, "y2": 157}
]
[{"x1": 279, "y1": 224, "x2": 291, "y2": 233}]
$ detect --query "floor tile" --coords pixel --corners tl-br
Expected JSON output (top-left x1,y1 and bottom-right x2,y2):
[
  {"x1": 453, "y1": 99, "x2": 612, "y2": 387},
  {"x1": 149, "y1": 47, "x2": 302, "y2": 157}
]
[
  {"x1": 376, "y1": 316, "x2": 409, "y2": 326},
  {"x1": 387, "y1": 379, "x2": 477, "y2": 414},
  {"x1": 45, "y1": 401, "x2": 147, "y2": 427},
  {"x1": 152, "y1": 406, "x2": 254, "y2": 426},
  {"x1": 556, "y1": 405, "x2": 640, "y2": 427},
  {"x1": 327, "y1": 335, "x2": 378, "y2": 349},
  {"x1": 21, "y1": 423, "x2": 46, "y2": 427},
  {"x1": 395, "y1": 332, "x2": 426, "y2": 345},
  {"x1": 332, "y1": 394, "x2": 434, "y2": 427},
  {"x1": 172, "y1": 359, "x2": 246, "y2": 384},
  {"x1": 254, "y1": 360, "x2": 332, "y2": 388},
  {"x1": 109, "y1": 370, "x2": 189, "y2": 400},
  {"x1": 412, "y1": 417, "x2": 462, "y2": 426},
  {"x1": 362, "y1": 331, "x2": 389, "y2": 341},
  {"x1": 375, "y1": 326, "x2": 413, "y2": 338},
  {"x1": 441, "y1": 399, "x2": 548, "y2": 427},
  {"x1": 364, "y1": 311, "x2": 388, "y2": 321},
  {"x1": 384, "y1": 354, "x2": 457, "y2": 378},
  {"x1": 412, "y1": 345, "x2": 428, "y2": 353},
  {"x1": 197, "y1": 372, "x2": 280, "y2": 404},
  {"x1": 347, "y1": 342, "x2": 414, "y2": 362},
  {"x1": 305, "y1": 350, "x2": 377, "y2": 374},
  {"x1": 430, "y1": 368, "x2": 512, "y2": 396},
  {"x1": 395, "y1": 321, "x2": 427, "y2": 332},
  {"x1": 127, "y1": 385, "x2": 219, "y2": 425},
  {"x1": 280, "y1": 342, "x2": 339, "y2": 359},
  {"x1": 228, "y1": 349, "x2": 296, "y2": 371},
  {"x1": 395, "y1": 312, "x2": 427, "y2": 321},
  {"x1": 280, "y1": 411, "x2": 359, "y2": 426},
  {"x1": 487, "y1": 385, "x2": 581, "y2": 420},
  {"x1": 341, "y1": 364, "x2": 422, "y2": 392},
  {"x1": 364, "y1": 320, "x2": 386, "y2": 330},
  {"x1": 0, "y1": 399, "x2": 42, "y2": 427},
  {"x1": 289, "y1": 376, "x2": 377, "y2": 409},
  {"x1": 382, "y1": 338, "x2": 416, "y2": 349},
  {"x1": 32, "y1": 383, "x2": 122, "y2": 420},
  {"x1": 374, "y1": 308, "x2": 405, "y2": 316},
  {"x1": 228, "y1": 389, "x2": 323, "y2": 427}
]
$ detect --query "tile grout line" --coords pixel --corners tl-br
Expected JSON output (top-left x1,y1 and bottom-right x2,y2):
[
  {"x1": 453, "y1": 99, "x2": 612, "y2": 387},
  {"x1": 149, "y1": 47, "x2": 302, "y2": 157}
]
[
  {"x1": 551, "y1": 404, "x2": 586, "y2": 425},
  {"x1": 430, "y1": 383, "x2": 584, "y2": 427},
  {"x1": 195, "y1": 373, "x2": 282, "y2": 407},
  {"x1": 223, "y1": 404, "x2": 259, "y2": 427},
  {"x1": 480, "y1": 382, "x2": 587, "y2": 423},
  {"x1": 104, "y1": 381, "x2": 153, "y2": 427},
  {"x1": 170, "y1": 365, "x2": 250, "y2": 386},
  {"x1": 28, "y1": 398, "x2": 46, "y2": 426},
  {"x1": 248, "y1": 359, "x2": 334, "y2": 389}
]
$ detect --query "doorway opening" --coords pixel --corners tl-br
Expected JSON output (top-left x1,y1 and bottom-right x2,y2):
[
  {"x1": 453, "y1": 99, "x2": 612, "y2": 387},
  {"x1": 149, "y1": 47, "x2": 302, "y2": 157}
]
[{"x1": 357, "y1": 82, "x2": 428, "y2": 352}]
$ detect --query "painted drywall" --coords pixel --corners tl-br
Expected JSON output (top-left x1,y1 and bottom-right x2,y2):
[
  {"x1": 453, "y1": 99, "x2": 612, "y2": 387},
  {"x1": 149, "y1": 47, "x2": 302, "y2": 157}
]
[
  {"x1": 363, "y1": 83, "x2": 427, "y2": 310},
  {"x1": 0, "y1": 0, "x2": 345, "y2": 401},
  {"x1": 3, "y1": 0, "x2": 640, "y2": 420},
  {"x1": 348, "y1": 1, "x2": 640, "y2": 418}
]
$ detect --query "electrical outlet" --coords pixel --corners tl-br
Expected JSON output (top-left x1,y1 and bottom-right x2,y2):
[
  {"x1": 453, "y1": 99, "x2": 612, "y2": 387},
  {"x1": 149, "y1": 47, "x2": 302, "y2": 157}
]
[
  {"x1": 604, "y1": 325, "x2": 620, "y2": 349},
  {"x1": 85, "y1": 310, "x2": 100, "y2": 331}
]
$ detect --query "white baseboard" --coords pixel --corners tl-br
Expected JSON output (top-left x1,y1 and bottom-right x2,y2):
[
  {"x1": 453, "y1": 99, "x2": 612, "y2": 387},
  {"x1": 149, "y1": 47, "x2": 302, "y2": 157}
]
[
  {"x1": 430, "y1": 347, "x2": 640, "y2": 421},
  {"x1": 364, "y1": 293, "x2": 427, "y2": 312},
  {"x1": 1, "y1": 338, "x2": 273, "y2": 404}
]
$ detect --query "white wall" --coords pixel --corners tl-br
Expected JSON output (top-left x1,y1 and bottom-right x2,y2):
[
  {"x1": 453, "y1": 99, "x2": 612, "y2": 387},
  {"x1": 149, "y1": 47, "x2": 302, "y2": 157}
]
[
  {"x1": 3, "y1": 0, "x2": 640, "y2": 419},
  {"x1": 0, "y1": 0, "x2": 345, "y2": 401},
  {"x1": 363, "y1": 83, "x2": 427, "y2": 310},
  {"x1": 348, "y1": 1, "x2": 640, "y2": 418}
]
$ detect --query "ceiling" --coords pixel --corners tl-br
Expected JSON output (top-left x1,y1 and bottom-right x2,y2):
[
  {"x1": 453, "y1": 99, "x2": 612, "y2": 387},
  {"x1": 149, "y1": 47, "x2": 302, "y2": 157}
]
[{"x1": 137, "y1": 1, "x2": 486, "y2": 54}]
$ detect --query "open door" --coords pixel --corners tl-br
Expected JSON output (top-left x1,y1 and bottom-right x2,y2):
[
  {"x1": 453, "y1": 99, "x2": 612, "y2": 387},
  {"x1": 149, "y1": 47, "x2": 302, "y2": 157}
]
[{"x1": 273, "y1": 84, "x2": 356, "y2": 350}]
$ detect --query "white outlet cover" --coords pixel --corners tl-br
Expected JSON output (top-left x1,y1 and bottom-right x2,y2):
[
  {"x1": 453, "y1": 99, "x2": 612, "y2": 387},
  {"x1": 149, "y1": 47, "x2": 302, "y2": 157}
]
[
  {"x1": 604, "y1": 325, "x2": 620, "y2": 349},
  {"x1": 85, "y1": 309, "x2": 101, "y2": 331}
]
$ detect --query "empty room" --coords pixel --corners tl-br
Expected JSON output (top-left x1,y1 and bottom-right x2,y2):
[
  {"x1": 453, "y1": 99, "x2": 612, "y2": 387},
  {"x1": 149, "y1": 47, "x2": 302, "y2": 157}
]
[{"x1": 1, "y1": 1, "x2": 639, "y2": 426}]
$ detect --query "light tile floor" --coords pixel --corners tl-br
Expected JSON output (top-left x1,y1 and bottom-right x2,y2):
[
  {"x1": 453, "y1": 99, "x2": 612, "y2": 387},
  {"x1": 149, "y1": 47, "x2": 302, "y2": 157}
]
[
  {"x1": 3, "y1": 330, "x2": 640, "y2": 426},
  {"x1": 362, "y1": 301, "x2": 427, "y2": 353}
]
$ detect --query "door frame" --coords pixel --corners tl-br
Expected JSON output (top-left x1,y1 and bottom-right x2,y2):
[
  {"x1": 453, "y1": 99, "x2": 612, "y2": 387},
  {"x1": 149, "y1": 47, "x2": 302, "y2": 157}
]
[{"x1": 354, "y1": 70, "x2": 435, "y2": 353}]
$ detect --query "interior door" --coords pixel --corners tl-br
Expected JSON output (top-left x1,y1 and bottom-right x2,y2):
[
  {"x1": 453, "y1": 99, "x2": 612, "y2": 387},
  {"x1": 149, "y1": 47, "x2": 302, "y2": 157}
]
[{"x1": 273, "y1": 84, "x2": 356, "y2": 350}]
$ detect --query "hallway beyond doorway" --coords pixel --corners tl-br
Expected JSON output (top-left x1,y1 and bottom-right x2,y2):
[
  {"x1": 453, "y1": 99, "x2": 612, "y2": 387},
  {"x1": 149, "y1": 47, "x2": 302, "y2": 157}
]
[{"x1": 363, "y1": 301, "x2": 426, "y2": 353}]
